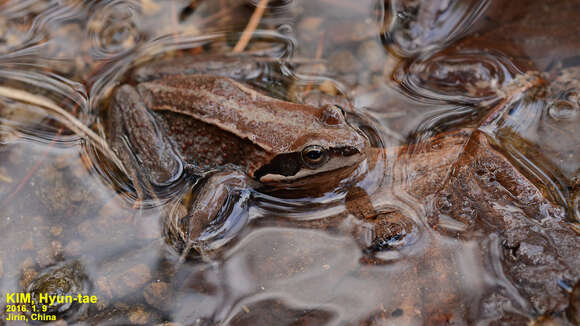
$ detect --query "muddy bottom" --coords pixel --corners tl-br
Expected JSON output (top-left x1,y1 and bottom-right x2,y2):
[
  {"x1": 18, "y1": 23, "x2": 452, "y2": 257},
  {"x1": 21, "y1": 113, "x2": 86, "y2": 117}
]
[{"x1": 0, "y1": 0, "x2": 579, "y2": 325}]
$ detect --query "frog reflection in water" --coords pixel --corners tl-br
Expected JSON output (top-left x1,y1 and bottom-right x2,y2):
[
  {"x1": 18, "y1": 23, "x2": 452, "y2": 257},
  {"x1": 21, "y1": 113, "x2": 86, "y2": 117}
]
[{"x1": 107, "y1": 56, "x2": 371, "y2": 253}]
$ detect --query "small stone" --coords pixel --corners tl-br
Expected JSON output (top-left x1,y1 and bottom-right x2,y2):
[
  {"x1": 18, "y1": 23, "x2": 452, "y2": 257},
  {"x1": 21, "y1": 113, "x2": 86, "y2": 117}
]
[
  {"x1": 50, "y1": 226, "x2": 63, "y2": 236},
  {"x1": 26, "y1": 260, "x2": 90, "y2": 317},
  {"x1": 123, "y1": 265, "x2": 151, "y2": 288},
  {"x1": 319, "y1": 80, "x2": 338, "y2": 96},
  {"x1": 36, "y1": 246, "x2": 56, "y2": 268},
  {"x1": 298, "y1": 17, "x2": 323, "y2": 42},
  {"x1": 21, "y1": 257, "x2": 35, "y2": 269},
  {"x1": 54, "y1": 154, "x2": 74, "y2": 170},
  {"x1": 328, "y1": 21, "x2": 376, "y2": 43},
  {"x1": 0, "y1": 167, "x2": 13, "y2": 183},
  {"x1": 20, "y1": 268, "x2": 38, "y2": 288},
  {"x1": 52, "y1": 240, "x2": 63, "y2": 254},
  {"x1": 98, "y1": 197, "x2": 128, "y2": 219},
  {"x1": 70, "y1": 188, "x2": 86, "y2": 203},
  {"x1": 144, "y1": 281, "x2": 172, "y2": 309},
  {"x1": 21, "y1": 237, "x2": 34, "y2": 250},
  {"x1": 329, "y1": 51, "x2": 361, "y2": 74},
  {"x1": 78, "y1": 203, "x2": 136, "y2": 250},
  {"x1": 33, "y1": 164, "x2": 96, "y2": 217},
  {"x1": 128, "y1": 306, "x2": 151, "y2": 325},
  {"x1": 141, "y1": 0, "x2": 161, "y2": 15},
  {"x1": 97, "y1": 264, "x2": 151, "y2": 299},
  {"x1": 300, "y1": 17, "x2": 323, "y2": 32},
  {"x1": 358, "y1": 41, "x2": 385, "y2": 71},
  {"x1": 64, "y1": 240, "x2": 82, "y2": 256},
  {"x1": 77, "y1": 219, "x2": 96, "y2": 239}
]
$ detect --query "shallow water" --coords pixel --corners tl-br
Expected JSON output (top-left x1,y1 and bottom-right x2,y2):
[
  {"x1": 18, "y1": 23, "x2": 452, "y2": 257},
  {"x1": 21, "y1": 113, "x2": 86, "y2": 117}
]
[{"x1": 0, "y1": 0, "x2": 579, "y2": 325}]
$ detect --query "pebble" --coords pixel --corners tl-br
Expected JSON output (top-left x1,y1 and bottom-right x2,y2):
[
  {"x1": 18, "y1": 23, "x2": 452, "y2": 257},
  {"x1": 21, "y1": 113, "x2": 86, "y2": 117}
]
[
  {"x1": 144, "y1": 281, "x2": 172, "y2": 309},
  {"x1": 329, "y1": 51, "x2": 362, "y2": 74},
  {"x1": 128, "y1": 306, "x2": 151, "y2": 325},
  {"x1": 97, "y1": 264, "x2": 151, "y2": 299}
]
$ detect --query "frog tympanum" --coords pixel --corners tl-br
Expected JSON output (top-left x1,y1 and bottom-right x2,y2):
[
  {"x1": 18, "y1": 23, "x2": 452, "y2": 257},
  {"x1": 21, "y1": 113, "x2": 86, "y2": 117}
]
[{"x1": 107, "y1": 56, "x2": 371, "y2": 254}]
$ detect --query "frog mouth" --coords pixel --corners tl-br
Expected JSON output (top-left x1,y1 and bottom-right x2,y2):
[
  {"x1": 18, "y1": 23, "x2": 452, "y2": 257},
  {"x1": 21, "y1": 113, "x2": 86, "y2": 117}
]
[{"x1": 254, "y1": 147, "x2": 363, "y2": 184}]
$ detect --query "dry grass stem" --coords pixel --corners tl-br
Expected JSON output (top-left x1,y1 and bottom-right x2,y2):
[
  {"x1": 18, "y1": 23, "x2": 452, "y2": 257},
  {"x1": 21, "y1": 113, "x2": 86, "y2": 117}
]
[
  {"x1": 0, "y1": 86, "x2": 126, "y2": 172},
  {"x1": 233, "y1": 0, "x2": 269, "y2": 53}
]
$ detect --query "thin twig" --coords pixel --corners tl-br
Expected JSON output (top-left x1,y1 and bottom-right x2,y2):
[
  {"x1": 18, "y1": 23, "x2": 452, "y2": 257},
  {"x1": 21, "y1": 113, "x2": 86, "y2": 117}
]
[
  {"x1": 232, "y1": 0, "x2": 269, "y2": 53},
  {"x1": 304, "y1": 32, "x2": 326, "y2": 94},
  {"x1": 0, "y1": 172, "x2": 13, "y2": 183},
  {"x1": 0, "y1": 86, "x2": 126, "y2": 172},
  {"x1": 198, "y1": 5, "x2": 232, "y2": 26}
]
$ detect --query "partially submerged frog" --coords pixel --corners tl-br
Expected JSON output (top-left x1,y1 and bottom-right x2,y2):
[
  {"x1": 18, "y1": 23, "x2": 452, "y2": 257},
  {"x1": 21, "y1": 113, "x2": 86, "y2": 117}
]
[
  {"x1": 344, "y1": 60, "x2": 580, "y2": 318},
  {"x1": 107, "y1": 55, "x2": 370, "y2": 252}
]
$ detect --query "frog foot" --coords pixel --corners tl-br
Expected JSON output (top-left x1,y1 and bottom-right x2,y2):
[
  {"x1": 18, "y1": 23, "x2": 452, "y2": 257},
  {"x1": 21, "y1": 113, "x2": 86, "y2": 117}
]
[{"x1": 163, "y1": 170, "x2": 251, "y2": 260}]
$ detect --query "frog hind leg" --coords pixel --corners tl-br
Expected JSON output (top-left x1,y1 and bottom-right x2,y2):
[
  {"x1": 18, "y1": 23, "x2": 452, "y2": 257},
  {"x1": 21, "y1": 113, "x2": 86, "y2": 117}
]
[
  {"x1": 108, "y1": 85, "x2": 184, "y2": 197},
  {"x1": 164, "y1": 170, "x2": 251, "y2": 260}
]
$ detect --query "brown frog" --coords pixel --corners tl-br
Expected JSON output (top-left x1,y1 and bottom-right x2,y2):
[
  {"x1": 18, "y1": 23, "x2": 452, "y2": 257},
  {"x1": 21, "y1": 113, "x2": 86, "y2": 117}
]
[
  {"x1": 107, "y1": 55, "x2": 370, "y2": 252},
  {"x1": 345, "y1": 62, "x2": 580, "y2": 320}
]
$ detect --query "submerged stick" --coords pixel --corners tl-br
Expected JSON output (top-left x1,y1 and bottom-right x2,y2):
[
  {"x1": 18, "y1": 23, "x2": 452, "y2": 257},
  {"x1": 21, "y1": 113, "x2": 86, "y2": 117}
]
[{"x1": 233, "y1": 0, "x2": 269, "y2": 53}]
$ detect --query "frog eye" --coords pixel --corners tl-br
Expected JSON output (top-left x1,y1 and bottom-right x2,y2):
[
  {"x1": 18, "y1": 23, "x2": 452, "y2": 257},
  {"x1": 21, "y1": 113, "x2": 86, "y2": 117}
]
[{"x1": 301, "y1": 145, "x2": 328, "y2": 168}]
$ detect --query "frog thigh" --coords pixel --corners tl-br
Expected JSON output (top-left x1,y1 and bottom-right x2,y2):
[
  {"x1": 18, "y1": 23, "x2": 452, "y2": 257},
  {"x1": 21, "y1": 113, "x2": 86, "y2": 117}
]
[{"x1": 109, "y1": 85, "x2": 183, "y2": 188}]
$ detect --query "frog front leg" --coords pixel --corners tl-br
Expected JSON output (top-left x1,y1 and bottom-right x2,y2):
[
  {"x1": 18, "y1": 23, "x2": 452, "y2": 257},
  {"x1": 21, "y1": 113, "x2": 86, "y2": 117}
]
[
  {"x1": 108, "y1": 85, "x2": 184, "y2": 197},
  {"x1": 164, "y1": 170, "x2": 251, "y2": 258}
]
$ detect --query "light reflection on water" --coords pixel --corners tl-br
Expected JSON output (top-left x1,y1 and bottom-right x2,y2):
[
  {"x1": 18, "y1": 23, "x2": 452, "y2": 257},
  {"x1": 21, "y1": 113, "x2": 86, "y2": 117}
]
[{"x1": 0, "y1": 0, "x2": 579, "y2": 325}]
